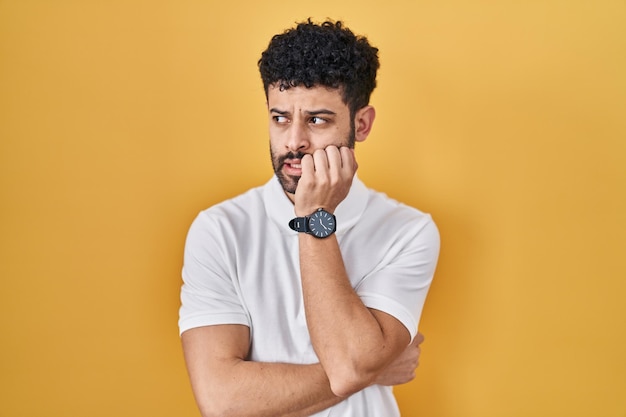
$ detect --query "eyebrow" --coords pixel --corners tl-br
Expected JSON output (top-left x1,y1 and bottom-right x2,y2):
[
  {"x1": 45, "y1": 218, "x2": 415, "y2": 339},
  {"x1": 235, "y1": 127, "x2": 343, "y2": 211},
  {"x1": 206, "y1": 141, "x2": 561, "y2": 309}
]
[{"x1": 269, "y1": 108, "x2": 337, "y2": 116}]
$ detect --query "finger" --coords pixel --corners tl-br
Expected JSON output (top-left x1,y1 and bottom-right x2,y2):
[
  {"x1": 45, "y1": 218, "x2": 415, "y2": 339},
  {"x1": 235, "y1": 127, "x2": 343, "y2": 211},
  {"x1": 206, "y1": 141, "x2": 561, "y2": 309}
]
[
  {"x1": 339, "y1": 146, "x2": 357, "y2": 173},
  {"x1": 325, "y1": 146, "x2": 342, "y2": 175},
  {"x1": 408, "y1": 333, "x2": 424, "y2": 348},
  {"x1": 311, "y1": 149, "x2": 330, "y2": 183},
  {"x1": 300, "y1": 153, "x2": 315, "y2": 178}
]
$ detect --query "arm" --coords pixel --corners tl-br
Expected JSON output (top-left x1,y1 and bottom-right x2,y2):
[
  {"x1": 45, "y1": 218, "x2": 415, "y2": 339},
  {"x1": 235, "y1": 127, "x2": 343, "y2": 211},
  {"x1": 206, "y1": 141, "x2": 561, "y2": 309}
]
[
  {"x1": 182, "y1": 325, "x2": 424, "y2": 417},
  {"x1": 299, "y1": 234, "x2": 411, "y2": 397},
  {"x1": 295, "y1": 147, "x2": 414, "y2": 397},
  {"x1": 181, "y1": 324, "x2": 343, "y2": 417}
]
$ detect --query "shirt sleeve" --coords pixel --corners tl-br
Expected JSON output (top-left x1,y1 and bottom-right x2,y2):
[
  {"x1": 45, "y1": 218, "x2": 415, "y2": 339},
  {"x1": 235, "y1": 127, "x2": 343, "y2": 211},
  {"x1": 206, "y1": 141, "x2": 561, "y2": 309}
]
[
  {"x1": 178, "y1": 210, "x2": 250, "y2": 335},
  {"x1": 356, "y1": 216, "x2": 440, "y2": 342}
]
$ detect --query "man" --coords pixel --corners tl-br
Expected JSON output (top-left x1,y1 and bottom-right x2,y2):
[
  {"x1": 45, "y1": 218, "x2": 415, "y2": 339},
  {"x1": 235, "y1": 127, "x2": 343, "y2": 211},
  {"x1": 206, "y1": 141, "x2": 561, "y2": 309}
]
[{"x1": 179, "y1": 19, "x2": 440, "y2": 417}]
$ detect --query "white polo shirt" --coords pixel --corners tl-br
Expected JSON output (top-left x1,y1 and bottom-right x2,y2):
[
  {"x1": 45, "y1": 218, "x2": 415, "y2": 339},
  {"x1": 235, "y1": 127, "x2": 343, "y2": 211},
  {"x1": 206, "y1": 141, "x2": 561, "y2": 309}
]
[{"x1": 179, "y1": 175, "x2": 440, "y2": 416}]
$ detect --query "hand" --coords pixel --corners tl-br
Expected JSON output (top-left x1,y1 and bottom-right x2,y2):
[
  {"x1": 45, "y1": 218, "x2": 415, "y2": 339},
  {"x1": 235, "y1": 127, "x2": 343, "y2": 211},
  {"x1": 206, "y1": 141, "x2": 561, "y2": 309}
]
[
  {"x1": 294, "y1": 146, "x2": 357, "y2": 216},
  {"x1": 374, "y1": 332, "x2": 425, "y2": 386}
]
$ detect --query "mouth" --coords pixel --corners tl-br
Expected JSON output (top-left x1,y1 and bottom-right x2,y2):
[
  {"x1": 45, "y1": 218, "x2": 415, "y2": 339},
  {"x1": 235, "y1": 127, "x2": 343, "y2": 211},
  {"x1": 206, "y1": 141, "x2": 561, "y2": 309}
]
[
  {"x1": 283, "y1": 160, "x2": 302, "y2": 175},
  {"x1": 274, "y1": 151, "x2": 307, "y2": 178}
]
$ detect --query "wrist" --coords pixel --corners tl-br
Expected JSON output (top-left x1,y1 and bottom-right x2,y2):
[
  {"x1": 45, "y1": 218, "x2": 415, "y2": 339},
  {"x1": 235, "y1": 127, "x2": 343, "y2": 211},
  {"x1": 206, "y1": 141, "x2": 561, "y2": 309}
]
[
  {"x1": 289, "y1": 208, "x2": 337, "y2": 239},
  {"x1": 295, "y1": 205, "x2": 335, "y2": 217}
]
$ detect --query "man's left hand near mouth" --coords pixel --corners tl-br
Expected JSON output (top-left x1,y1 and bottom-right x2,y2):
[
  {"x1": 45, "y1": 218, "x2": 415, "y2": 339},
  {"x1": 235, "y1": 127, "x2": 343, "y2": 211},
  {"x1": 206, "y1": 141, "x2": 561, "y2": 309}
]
[{"x1": 294, "y1": 145, "x2": 357, "y2": 216}]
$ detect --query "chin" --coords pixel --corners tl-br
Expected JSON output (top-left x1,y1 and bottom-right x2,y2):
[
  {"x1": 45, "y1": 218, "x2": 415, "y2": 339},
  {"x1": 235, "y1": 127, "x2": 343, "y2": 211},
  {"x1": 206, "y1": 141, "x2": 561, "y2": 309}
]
[{"x1": 275, "y1": 172, "x2": 299, "y2": 195}]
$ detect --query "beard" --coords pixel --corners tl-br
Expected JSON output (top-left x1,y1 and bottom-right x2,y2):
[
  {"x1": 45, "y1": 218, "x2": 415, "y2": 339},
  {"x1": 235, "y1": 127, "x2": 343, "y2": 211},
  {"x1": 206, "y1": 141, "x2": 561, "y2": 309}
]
[
  {"x1": 270, "y1": 122, "x2": 356, "y2": 195},
  {"x1": 270, "y1": 148, "x2": 306, "y2": 195}
]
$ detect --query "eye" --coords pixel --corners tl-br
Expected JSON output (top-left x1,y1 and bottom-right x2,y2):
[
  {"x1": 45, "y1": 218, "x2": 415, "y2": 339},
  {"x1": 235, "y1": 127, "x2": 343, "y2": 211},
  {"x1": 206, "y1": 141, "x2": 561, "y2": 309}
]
[
  {"x1": 309, "y1": 116, "x2": 327, "y2": 125},
  {"x1": 273, "y1": 115, "x2": 289, "y2": 124}
]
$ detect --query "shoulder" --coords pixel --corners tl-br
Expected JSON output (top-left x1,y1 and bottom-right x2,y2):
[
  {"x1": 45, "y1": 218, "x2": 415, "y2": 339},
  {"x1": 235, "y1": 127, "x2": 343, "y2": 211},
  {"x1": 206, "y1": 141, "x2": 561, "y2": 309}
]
[
  {"x1": 366, "y1": 188, "x2": 437, "y2": 230},
  {"x1": 355, "y1": 187, "x2": 440, "y2": 259},
  {"x1": 199, "y1": 183, "x2": 266, "y2": 222},
  {"x1": 186, "y1": 182, "x2": 268, "y2": 243}
]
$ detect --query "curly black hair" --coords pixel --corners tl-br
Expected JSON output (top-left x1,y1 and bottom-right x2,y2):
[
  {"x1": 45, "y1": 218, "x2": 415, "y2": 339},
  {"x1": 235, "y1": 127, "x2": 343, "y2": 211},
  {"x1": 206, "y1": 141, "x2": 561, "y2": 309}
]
[{"x1": 258, "y1": 19, "x2": 380, "y2": 115}]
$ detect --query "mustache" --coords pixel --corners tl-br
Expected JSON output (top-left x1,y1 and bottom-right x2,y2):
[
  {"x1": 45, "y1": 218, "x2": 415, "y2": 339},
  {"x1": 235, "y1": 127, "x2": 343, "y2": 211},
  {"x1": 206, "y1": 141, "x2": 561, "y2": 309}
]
[{"x1": 277, "y1": 151, "x2": 307, "y2": 165}]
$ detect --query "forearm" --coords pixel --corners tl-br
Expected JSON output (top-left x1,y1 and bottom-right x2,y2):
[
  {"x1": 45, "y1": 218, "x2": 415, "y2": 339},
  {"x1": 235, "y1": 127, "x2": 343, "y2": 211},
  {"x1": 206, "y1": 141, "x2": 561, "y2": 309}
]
[
  {"x1": 299, "y1": 234, "x2": 408, "y2": 397},
  {"x1": 182, "y1": 327, "x2": 343, "y2": 417},
  {"x1": 203, "y1": 362, "x2": 340, "y2": 417},
  {"x1": 293, "y1": 146, "x2": 410, "y2": 396}
]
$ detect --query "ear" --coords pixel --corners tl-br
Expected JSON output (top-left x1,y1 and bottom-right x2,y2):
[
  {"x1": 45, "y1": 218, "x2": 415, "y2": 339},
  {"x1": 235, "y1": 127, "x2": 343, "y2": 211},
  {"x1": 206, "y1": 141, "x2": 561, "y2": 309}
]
[{"x1": 354, "y1": 105, "x2": 376, "y2": 143}]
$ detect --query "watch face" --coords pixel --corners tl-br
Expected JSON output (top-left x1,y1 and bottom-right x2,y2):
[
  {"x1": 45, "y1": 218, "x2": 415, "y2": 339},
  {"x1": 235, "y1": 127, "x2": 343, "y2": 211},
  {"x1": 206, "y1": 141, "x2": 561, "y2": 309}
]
[{"x1": 308, "y1": 210, "x2": 336, "y2": 238}]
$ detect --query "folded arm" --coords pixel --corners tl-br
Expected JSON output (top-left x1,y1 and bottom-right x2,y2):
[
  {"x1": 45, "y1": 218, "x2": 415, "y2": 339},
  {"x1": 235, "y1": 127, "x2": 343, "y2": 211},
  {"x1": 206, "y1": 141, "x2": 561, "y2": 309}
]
[
  {"x1": 181, "y1": 324, "x2": 423, "y2": 417},
  {"x1": 299, "y1": 234, "x2": 413, "y2": 397},
  {"x1": 295, "y1": 146, "x2": 416, "y2": 397},
  {"x1": 181, "y1": 324, "x2": 342, "y2": 417}
]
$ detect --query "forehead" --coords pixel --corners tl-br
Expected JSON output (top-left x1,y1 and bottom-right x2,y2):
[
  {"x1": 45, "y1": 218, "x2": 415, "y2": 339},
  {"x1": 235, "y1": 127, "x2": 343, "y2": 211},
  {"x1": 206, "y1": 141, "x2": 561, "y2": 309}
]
[{"x1": 267, "y1": 84, "x2": 348, "y2": 112}]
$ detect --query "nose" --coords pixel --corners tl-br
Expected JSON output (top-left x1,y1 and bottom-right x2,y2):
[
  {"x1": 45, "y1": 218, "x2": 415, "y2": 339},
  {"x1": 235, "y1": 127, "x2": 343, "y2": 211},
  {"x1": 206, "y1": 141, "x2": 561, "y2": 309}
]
[{"x1": 285, "y1": 121, "x2": 310, "y2": 152}]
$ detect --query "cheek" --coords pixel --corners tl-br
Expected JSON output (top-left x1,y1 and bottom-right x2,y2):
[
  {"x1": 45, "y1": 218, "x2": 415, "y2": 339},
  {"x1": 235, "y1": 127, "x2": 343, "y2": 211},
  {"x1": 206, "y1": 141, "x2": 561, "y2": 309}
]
[
  {"x1": 269, "y1": 136, "x2": 281, "y2": 153},
  {"x1": 328, "y1": 125, "x2": 350, "y2": 145},
  {"x1": 269, "y1": 138, "x2": 285, "y2": 161},
  {"x1": 268, "y1": 126, "x2": 284, "y2": 145}
]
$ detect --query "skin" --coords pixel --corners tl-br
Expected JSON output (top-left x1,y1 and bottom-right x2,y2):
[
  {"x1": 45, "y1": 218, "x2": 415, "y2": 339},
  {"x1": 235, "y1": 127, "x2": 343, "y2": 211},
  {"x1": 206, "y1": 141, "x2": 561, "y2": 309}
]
[{"x1": 181, "y1": 84, "x2": 424, "y2": 417}]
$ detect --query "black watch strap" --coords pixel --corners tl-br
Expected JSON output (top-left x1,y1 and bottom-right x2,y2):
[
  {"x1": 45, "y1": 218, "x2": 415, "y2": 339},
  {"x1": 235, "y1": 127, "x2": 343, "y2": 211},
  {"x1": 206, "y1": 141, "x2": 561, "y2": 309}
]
[{"x1": 288, "y1": 216, "x2": 308, "y2": 233}]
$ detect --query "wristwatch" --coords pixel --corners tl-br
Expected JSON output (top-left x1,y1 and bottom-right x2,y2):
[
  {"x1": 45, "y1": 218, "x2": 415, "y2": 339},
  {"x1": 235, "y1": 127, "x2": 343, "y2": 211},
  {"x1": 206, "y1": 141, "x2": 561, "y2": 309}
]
[{"x1": 288, "y1": 208, "x2": 336, "y2": 238}]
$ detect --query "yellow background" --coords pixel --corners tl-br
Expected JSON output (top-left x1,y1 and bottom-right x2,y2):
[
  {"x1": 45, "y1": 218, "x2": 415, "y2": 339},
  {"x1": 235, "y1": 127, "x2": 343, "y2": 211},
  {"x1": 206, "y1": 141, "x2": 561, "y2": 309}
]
[{"x1": 1, "y1": 1, "x2": 625, "y2": 416}]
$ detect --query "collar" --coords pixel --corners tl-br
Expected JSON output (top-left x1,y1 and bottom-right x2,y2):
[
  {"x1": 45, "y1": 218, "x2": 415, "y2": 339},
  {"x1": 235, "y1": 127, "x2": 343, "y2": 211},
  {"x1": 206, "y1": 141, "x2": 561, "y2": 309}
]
[{"x1": 263, "y1": 174, "x2": 369, "y2": 237}]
